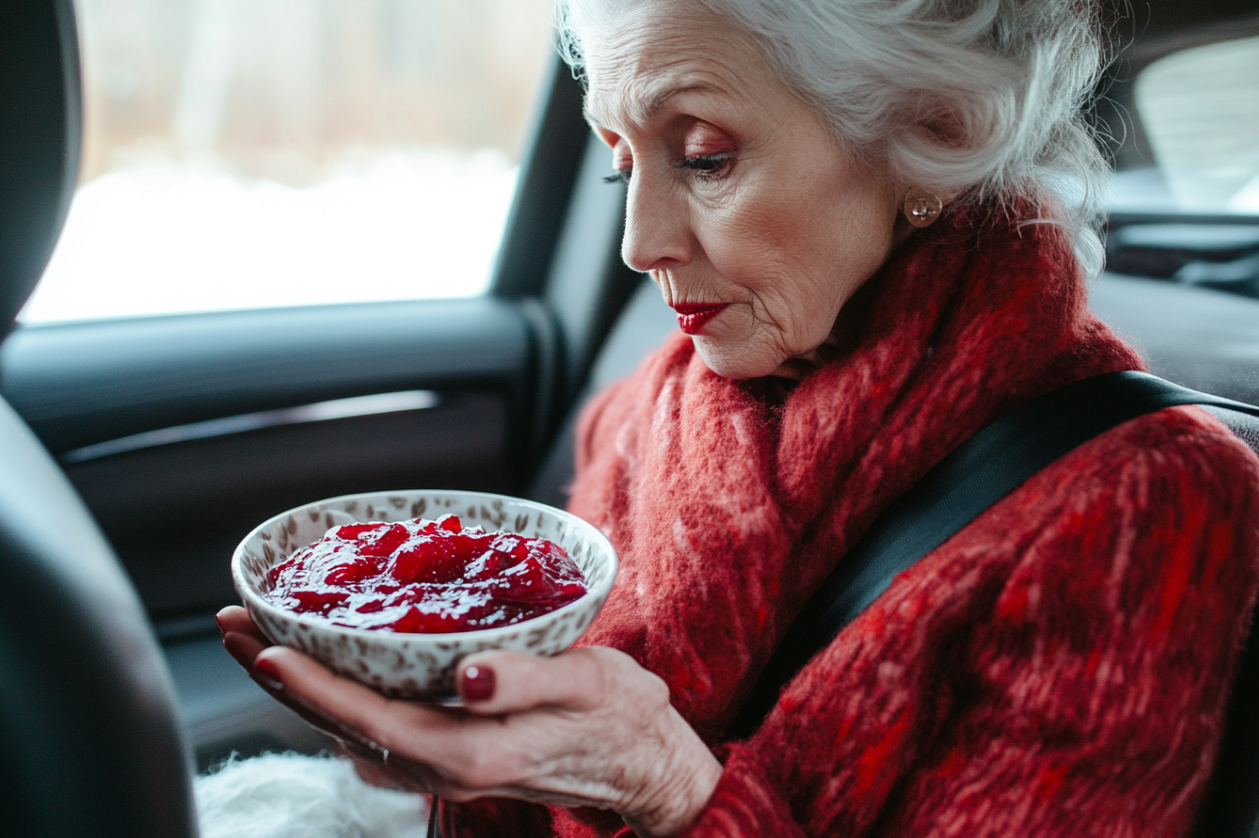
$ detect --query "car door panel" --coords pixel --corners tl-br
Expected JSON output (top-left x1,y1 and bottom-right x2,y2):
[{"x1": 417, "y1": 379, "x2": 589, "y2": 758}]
[{"x1": 0, "y1": 297, "x2": 535, "y2": 451}]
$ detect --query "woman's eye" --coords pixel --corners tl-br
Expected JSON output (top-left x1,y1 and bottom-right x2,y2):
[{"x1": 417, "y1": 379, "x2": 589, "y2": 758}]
[
  {"x1": 602, "y1": 169, "x2": 632, "y2": 185},
  {"x1": 677, "y1": 153, "x2": 732, "y2": 179}
]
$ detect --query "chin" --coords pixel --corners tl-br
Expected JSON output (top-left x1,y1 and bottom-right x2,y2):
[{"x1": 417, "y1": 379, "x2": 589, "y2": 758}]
[{"x1": 692, "y1": 340, "x2": 782, "y2": 381}]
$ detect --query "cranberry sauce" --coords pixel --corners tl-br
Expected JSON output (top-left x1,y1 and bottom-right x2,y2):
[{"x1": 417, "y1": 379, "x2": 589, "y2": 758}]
[{"x1": 265, "y1": 514, "x2": 588, "y2": 633}]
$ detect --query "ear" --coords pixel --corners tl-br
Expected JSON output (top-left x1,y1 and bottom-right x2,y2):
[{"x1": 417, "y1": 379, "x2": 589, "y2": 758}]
[
  {"x1": 590, "y1": 124, "x2": 621, "y2": 149},
  {"x1": 589, "y1": 126, "x2": 633, "y2": 175}
]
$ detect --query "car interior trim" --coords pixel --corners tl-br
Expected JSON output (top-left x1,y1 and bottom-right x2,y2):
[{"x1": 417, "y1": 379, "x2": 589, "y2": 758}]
[{"x1": 60, "y1": 389, "x2": 441, "y2": 464}]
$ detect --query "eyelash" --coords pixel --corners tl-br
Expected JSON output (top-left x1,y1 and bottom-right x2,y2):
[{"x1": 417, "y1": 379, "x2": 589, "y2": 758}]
[
  {"x1": 601, "y1": 153, "x2": 734, "y2": 186},
  {"x1": 676, "y1": 153, "x2": 731, "y2": 179}
]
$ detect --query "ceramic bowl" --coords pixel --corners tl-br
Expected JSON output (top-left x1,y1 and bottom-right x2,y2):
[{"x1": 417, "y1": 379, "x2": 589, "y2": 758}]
[{"x1": 231, "y1": 489, "x2": 618, "y2": 700}]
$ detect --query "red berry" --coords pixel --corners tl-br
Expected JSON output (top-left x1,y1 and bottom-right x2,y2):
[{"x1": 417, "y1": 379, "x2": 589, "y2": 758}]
[
  {"x1": 323, "y1": 558, "x2": 378, "y2": 587},
  {"x1": 335, "y1": 523, "x2": 380, "y2": 539},
  {"x1": 391, "y1": 536, "x2": 463, "y2": 584},
  {"x1": 411, "y1": 518, "x2": 439, "y2": 535},
  {"x1": 389, "y1": 606, "x2": 465, "y2": 634},
  {"x1": 355, "y1": 523, "x2": 409, "y2": 557},
  {"x1": 288, "y1": 590, "x2": 349, "y2": 613},
  {"x1": 435, "y1": 514, "x2": 462, "y2": 533}
]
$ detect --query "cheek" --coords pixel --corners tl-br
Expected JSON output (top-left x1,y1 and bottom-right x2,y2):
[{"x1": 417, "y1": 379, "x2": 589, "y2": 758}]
[
  {"x1": 775, "y1": 174, "x2": 895, "y2": 303},
  {"x1": 696, "y1": 184, "x2": 838, "y2": 305},
  {"x1": 697, "y1": 177, "x2": 893, "y2": 351},
  {"x1": 690, "y1": 183, "x2": 792, "y2": 278}
]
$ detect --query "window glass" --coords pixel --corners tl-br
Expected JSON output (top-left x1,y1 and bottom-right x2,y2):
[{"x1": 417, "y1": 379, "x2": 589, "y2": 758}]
[
  {"x1": 21, "y1": 0, "x2": 555, "y2": 324},
  {"x1": 1120, "y1": 35, "x2": 1259, "y2": 215}
]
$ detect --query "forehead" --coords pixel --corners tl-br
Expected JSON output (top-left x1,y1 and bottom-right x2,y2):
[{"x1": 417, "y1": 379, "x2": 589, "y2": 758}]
[{"x1": 580, "y1": 6, "x2": 779, "y2": 130}]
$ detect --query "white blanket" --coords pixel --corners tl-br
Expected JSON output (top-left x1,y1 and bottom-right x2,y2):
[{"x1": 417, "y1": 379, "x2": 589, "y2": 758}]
[{"x1": 196, "y1": 753, "x2": 428, "y2": 838}]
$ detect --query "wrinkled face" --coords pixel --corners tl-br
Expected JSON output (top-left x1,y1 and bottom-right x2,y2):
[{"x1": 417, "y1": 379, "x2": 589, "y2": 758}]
[{"x1": 582, "y1": 4, "x2": 902, "y2": 379}]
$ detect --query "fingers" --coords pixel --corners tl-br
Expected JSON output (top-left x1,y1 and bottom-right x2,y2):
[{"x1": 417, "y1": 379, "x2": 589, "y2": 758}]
[
  {"x1": 221, "y1": 629, "x2": 269, "y2": 671},
  {"x1": 253, "y1": 646, "x2": 535, "y2": 793},
  {"x1": 216, "y1": 604, "x2": 280, "y2": 695},
  {"x1": 254, "y1": 646, "x2": 459, "y2": 754},
  {"x1": 455, "y1": 647, "x2": 648, "y2": 717},
  {"x1": 217, "y1": 605, "x2": 276, "y2": 684},
  {"x1": 247, "y1": 644, "x2": 700, "y2": 815},
  {"x1": 261, "y1": 674, "x2": 390, "y2": 761},
  {"x1": 220, "y1": 610, "x2": 512, "y2": 792},
  {"x1": 215, "y1": 605, "x2": 267, "y2": 643},
  {"x1": 216, "y1": 606, "x2": 273, "y2": 671},
  {"x1": 218, "y1": 630, "x2": 383, "y2": 756}
]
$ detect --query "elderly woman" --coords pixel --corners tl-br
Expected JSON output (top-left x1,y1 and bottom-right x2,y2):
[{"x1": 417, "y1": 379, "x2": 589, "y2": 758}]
[{"x1": 219, "y1": 0, "x2": 1259, "y2": 835}]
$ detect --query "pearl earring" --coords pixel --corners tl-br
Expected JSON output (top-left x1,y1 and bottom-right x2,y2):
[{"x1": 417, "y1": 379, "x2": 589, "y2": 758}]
[{"x1": 902, "y1": 187, "x2": 943, "y2": 228}]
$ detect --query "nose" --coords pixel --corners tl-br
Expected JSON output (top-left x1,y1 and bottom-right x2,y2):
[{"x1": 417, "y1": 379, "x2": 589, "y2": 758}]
[{"x1": 621, "y1": 171, "x2": 692, "y2": 274}]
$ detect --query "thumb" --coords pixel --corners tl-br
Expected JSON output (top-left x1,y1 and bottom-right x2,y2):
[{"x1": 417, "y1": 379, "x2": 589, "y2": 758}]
[{"x1": 455, "y1": 647, "x2": 628, "y2": 716}]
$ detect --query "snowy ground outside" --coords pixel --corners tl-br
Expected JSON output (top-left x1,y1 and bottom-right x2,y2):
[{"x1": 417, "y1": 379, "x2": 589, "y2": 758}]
[{"x1": 20, "y1": 149, "x2": 517, "y2": 324}]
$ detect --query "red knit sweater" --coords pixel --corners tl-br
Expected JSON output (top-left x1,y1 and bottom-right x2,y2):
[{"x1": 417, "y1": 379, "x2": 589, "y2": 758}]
[{"x1": 446, "y1": 210, "x2": 1259, "y2": 837}]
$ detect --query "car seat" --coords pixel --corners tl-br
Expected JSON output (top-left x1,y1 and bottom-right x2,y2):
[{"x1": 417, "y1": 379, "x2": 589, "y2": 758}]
[{"x1": 0, "y1": 1, "x2": 198, "y2": 836}]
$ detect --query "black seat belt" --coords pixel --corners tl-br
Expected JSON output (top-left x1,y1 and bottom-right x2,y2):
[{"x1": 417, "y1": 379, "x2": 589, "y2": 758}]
[{"x1": 730, "y1": 370, "x2": 1259, "y2": 738}]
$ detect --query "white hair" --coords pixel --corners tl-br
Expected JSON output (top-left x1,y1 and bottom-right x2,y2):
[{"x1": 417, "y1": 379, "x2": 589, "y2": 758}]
[{"x1": 555, "y1": 0, "x2": 1112, "y2": 280}]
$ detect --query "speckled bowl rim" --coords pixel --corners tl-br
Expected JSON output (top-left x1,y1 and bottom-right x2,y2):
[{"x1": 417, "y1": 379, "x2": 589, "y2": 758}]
[{"x1": 231, "y1": 489, "x2": 618, "y2": 646}]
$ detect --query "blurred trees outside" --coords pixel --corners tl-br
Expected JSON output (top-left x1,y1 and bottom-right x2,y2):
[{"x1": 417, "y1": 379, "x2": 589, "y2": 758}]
[{"x1": 77, "y1": 0, "x2": 555, "y2": 185}]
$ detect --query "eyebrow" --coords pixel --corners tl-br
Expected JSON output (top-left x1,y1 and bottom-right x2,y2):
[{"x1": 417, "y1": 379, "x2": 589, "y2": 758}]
[{"x1": 585, "y1": 83, "x2": 715, "y2": 129}]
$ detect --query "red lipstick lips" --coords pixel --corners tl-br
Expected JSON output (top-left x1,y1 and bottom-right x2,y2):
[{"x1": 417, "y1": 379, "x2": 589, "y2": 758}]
[{"x1": 672, "y1": 302, "x2": 728, "y2": 335}]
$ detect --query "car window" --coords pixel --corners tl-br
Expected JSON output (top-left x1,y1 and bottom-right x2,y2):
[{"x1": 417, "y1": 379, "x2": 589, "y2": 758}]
[
  {"x1": 1112, "y1": 34, "x2": 1259, "y2": 215},
  {"x1": 19, "y1": 0, "x2": 555, "y2": 325}
]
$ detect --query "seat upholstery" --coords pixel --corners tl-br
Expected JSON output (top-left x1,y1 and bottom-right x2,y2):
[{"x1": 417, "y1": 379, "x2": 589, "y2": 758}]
[
  {"x1": 0, "y1": 1, "x2": 198, "y2": 835},
  {"x1": 1193, "y1": 408, "x2": 1259, "y2": 838}
]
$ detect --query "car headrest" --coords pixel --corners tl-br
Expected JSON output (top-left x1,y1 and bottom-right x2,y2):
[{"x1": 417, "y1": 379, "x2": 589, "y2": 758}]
[{"x1": 0, "y1": 0, "x2": 81, "y2": 335}]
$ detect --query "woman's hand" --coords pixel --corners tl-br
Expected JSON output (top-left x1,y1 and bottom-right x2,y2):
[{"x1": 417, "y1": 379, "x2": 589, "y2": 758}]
[
  {"x1": 216, "y1": 606, "x2": 722, "y2": 837},
  {"x1": 217, "y1": 606, "x2": 395, "y2": 763}
]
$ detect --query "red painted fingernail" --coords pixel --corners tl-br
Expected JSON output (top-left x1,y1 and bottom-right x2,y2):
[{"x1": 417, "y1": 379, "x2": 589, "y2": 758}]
[
  {"x1": 254, "y1": 657, "x2": 283, "y2": 690},
  {"x1": 462, "y1": 665, "x2": 495, "y2": 702},
  {"x1": 214, "y1": 614, "x2": 226, "y2": 634}
]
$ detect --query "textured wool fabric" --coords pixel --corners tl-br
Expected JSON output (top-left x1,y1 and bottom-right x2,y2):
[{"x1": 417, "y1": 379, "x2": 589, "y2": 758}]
[
  {"x1": 445, "y1": 208, "x2": 1259, "y2": 837},
  {"x1": 196, "y1": 752, "x2": 428, "y2": 838}
]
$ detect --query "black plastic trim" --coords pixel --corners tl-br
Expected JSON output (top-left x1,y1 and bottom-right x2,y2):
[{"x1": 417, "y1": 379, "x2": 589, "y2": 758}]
[
  {"x1": 1109, "y1": 212, "x2": 1259, "y2": 229},
  {"x1": 491, "y1": 53, "x2": 590, "y2": 299},
  {"x1": 61, "y1": 389, "x2": 441, "y2": 463},
  {"x1": 0, "y1": 0, "x2": 81, "y2": 334},
  {"x1": 0, "y1": 297, "x2": 534, "y2": 455}
]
